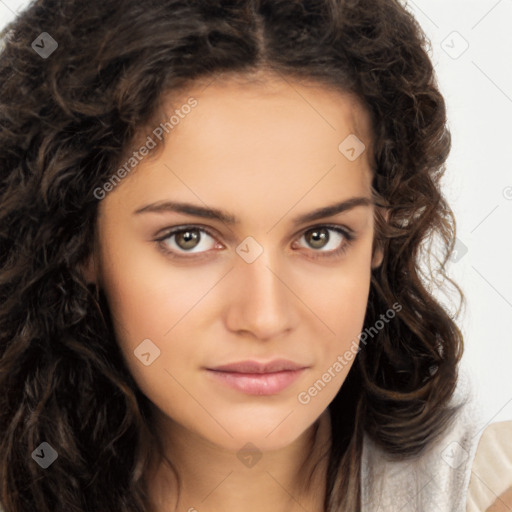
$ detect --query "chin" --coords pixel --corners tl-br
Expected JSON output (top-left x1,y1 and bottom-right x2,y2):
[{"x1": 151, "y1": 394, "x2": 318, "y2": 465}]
[{"x1": 206, "y1": 416, "x2": 314, "y2": 453}]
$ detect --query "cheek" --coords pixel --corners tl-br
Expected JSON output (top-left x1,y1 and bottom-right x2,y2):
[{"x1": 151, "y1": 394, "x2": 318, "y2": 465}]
[
  {"x1": 317, "y1": 278, "x2": 370, "y2": 371},
  {"x1": 98, "y1": 232, "x2": 212, "y2": 338},
  {"x1": 293, "y1": 261, "x2": 372, "y2": 408},
  {"x1": 308, "y1": 269, "x2": 370, "y2": 315},
  {"x1": 97, "y1": 237, "x2": 226, "y2": 398},
  {"x1": 298, "y1": 250, "x2": 372, "y2": 333},
  {"x1": 298, "y1": 255, "x2": 373, "y2": 380},
  {"x1": 97, "y1": 243, "x2": 209, "y2": 407}
]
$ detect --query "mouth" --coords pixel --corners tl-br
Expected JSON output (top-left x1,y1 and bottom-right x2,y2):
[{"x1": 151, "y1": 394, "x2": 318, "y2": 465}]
[{"x1": 205, "y1": 359, "x2": 308, "y2": 395}]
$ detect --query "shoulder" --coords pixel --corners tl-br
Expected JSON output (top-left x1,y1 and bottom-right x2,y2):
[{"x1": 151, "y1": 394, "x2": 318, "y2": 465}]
[
  {"x1": 466, "y1": 420, "x2": 512, "y2": 512},
  {"x1": 361, "y1": 376, "x2": 487, "y2": 512}
]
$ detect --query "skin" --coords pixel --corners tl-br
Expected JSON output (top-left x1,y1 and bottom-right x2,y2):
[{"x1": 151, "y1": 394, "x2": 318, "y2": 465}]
[
  {"x1": 470, "y1": 420, "x2": 512, "y2": 511},
  {"x1": 486, "y1": 487, "x2": 512, "y2": 512},
  {"x1": 85, "y1": 72, "x2": 385, "y2": 511}
]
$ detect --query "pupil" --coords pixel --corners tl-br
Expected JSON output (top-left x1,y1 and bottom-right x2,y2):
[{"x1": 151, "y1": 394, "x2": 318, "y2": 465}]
[
  {"x1": 309, "y1": 228, "x2": 328, "y2": 249},
  {"x1": 177, "y1": 229, "x2": 199, "y2": 250}
]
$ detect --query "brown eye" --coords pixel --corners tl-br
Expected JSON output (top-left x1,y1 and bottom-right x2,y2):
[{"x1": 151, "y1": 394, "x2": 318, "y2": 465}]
[
  {"x1": 304, "y1": 227, "x2": 331, "y2": 249},
  {"x1": 174, "y1": 229, "x2": 201, "y2": 250},
  {"x1": 158, "y1": 226, "x2": 218, "y2": 255},
  {"x1": 294, "y1": 225, "x2": 355, "y2": 260}
]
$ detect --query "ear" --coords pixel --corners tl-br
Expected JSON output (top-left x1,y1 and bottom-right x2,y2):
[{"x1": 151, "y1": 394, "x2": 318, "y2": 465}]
[
  {"x1": 371, "y1": 208, "x2": 389, "y2": 269},
  {"x1": 80, "y1": 253, "x2": 98, "y2": 285},
  {"x1": 371, "y1": 243, "x2": 385, "y2": 269}
]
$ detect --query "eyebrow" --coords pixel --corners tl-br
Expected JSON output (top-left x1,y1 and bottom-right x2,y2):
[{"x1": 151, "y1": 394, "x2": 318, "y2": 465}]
[{"x1": 133, "y1": 196, "x2": 373, "y2": 225}]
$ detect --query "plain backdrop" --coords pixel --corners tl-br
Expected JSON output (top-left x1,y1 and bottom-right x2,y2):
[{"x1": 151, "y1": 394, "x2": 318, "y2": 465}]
[{"x1": 1, "y1": 0, "x2": 511, "y2": 427}]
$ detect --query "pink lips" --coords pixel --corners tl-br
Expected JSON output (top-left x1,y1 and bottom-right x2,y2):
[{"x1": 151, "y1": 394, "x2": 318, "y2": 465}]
[{"x1": 206, "y1": 359, "x2": 308, "y2": 396}]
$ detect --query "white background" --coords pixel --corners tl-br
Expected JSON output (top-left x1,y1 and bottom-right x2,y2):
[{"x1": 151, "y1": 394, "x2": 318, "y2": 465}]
[{"x1": 1, "y1": 0, "x2": 511, "y2": 427}]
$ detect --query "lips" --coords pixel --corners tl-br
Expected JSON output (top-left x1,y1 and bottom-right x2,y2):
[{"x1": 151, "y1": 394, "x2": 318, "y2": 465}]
[
  {"x1": 205, "y1": 359, "x2": 309, "y2": 395},
  {"x1": 208, "y1": 359, "x2": 307, "y2": 374}
]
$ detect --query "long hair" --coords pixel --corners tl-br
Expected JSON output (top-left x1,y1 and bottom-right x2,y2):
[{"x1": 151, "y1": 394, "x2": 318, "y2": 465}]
[{"x1": 0, "y1": 0, "x2": 465, "y2": 510}]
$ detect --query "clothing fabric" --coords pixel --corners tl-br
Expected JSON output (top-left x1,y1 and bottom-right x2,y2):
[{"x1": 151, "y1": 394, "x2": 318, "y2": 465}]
[
  {"x1": 467, "y1": 420, "x2": 512, "y2": 511},
  {"x1": 361, "y1": 370, "x2": 511, "y2": 511}
]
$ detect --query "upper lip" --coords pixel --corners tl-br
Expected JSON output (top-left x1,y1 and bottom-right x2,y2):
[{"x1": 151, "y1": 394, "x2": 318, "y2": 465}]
[{"x1": 208, "y1": 359, "x2": 308, "y2": 374}]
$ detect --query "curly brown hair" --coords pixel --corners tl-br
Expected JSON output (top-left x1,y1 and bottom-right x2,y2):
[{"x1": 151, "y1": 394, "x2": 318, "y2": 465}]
[{"x1": 0, "y1": 0, "x2": 466, "y2": 510}]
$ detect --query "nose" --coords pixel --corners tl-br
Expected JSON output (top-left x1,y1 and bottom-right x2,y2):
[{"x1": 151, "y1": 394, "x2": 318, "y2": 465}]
[{"x1": 223, "y1": 248, "x2": 299, "y2": 341}]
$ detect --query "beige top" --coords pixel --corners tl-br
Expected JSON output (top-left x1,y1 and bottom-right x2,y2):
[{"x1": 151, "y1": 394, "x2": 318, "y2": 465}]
[
  {"x1": 467, "y1": 420, "x2": 512, "y2": 511},
  {"x1": 361, "y1": 385, "x2": 512, "y2": 511}
]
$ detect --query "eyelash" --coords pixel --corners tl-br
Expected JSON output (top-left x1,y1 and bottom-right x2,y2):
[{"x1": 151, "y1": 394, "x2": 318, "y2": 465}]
[{"x1": 154, "y1": 224, "x2": 356, "y2": 261}]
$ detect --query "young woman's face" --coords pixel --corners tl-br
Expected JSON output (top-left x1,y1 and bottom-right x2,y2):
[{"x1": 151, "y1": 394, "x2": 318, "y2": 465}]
[{"x1": 91, "y1": 76, "x2": 383, "y2": 453}]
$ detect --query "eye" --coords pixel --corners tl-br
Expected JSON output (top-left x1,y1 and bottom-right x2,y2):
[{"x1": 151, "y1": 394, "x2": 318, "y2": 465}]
[
  {"x1": 155, "y1": 224, "x2": 355, "y2": 260},
  {"x1": 156, "y1": 226, "x2": 219, "y2": 256},
  {"x1": 293, "y1": 225, "x2": 355, "y2": 259}
]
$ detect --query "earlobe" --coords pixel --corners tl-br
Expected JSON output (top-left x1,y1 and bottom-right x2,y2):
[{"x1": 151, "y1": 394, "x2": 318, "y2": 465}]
[
  {"x1": 371, "y1": 244, "x2": 385, "y2": 269},
  {"x1": 80, "y1": 254, "x2": 97, "y2": 285}
]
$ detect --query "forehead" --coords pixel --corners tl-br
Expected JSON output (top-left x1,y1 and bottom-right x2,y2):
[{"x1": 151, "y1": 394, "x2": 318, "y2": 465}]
[
  {"x1": 150, "y1": 75, "x2": 374, "y2": 180},
  {"x1": 102, "y1": 74, "x2": 376, "y2": 227},
  {"x1": 167, "y1": 73, "x2": 374, "y2": 154}
]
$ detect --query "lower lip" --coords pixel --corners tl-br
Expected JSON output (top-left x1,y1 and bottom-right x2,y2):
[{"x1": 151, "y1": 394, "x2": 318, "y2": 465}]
[{"x1": 206, "y1": 369, "x2": 306, "y2": 395}]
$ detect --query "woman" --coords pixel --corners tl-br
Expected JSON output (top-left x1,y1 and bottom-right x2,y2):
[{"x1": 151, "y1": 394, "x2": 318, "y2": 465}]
[{"x1": 0, "y1": 0, "x2": 509, "y2": 511}]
